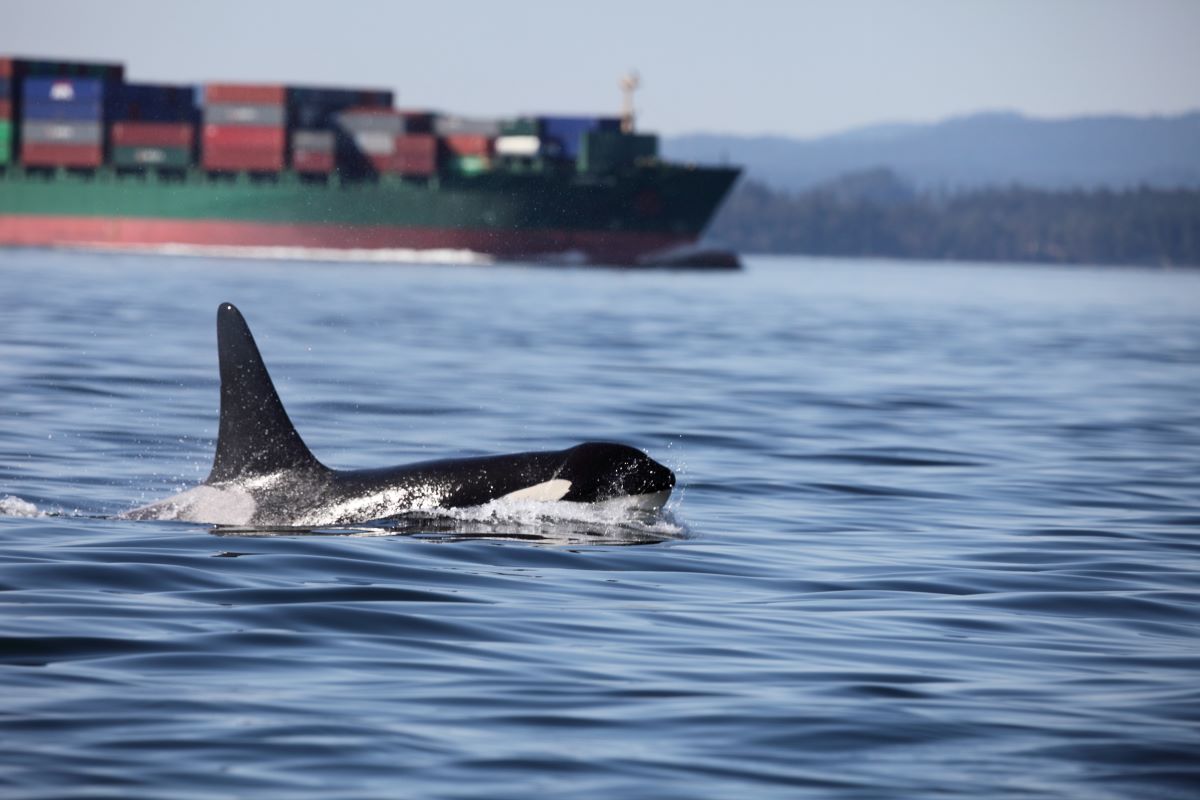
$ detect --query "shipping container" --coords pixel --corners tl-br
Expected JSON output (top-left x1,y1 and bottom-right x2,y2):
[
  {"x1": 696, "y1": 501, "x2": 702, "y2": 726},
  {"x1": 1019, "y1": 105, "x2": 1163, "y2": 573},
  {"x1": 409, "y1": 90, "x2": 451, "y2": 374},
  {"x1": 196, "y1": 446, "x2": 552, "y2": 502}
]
[
  {"x1": 292, "y1": 150, "x2": 334, "y2": 173},
  {"x1": 0, "y1": 119, "x2": 10, "y2": 164},
  {"x1": 203, "y1": 83, "x2": 285, "y2": 105},
  {"x1": 0, "y1": 78, "x2": 9, "y2": 100},
  {"x1": 202, "y1": 148, "x2": 285, "y2": 172},
  {"x1": 288, "y1": 87, "x2": 392, "y2": 130},
  {"x1": 22, "y1": 76, "x2": 105, "y2": 103},
  {"x1": 495, "y1": 135, "x2": 540, "y2": 157},
  {"x1": 337, "y1": 108, "x2": 405, "y2": 135},
  {"x1": 538, "y1": 116, "x2": 621, "y2": 160},
  {"x1": 292, "y1": 130, "x2": 334, "y2": 151},
  {"x1": 288, "y1": 86, "x2": 391, "y2": 119},
  {"x1": 203, "y1": 125, "x2": 285, "y2": 149},
  {"x1": 0, "y1": 98, "x2": 10, "y2": 118},
  {"x1": 111, "y1": 121, "x2": 193, "y2": 148},
  {"x1": 204, "y1": 103, "x2": 286, "y2": 126},
  {"x1": 444, "y1": 154, "x2": 491, "y2": 175},
  {"x1": 433, "y1": 115, "x2": 501, "y2": 137},
  {"x1": 0, "y1": 57, "x2": 122, "y2": 81},
  {"x1": 398, "y1": 111, "x2": 434, "y2": 134},
  {"x1": 499, "y1": 117, "x2": 538, "y2": 137},
  {"x1": 287, "y1": 86, "x2": 392, "y2": 107},
  {"x1": 390, "y1": 134, "x2": 437, "y2": 175},
  {"x1": 352, "y1": 130, "x2": 395, "y2": 155},
  {"x1": 22, "y1": 121, "x2": 102, "y2": 144},
  {"x1": 108, "y1": 82, "x2": 196, "y2": 122},
  {"x1": 21, "y1": 142, "x2": 103, "y2": 167},
  {"x1": 112, "y1": 145, "x2": 191, "y2": 169},
  {"x1": 442, "y1": 134, "x2": 492, "y2": 157},
  {"x1": 20, "y1": 100, "x2": 102, "y2": 121}
]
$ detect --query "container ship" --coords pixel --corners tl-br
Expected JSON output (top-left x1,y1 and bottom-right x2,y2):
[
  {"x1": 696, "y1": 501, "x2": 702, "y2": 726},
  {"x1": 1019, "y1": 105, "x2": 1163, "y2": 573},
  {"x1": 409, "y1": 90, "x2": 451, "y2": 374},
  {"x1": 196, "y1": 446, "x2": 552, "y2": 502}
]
[{"x1": 0, "y1": 57, "x2": 740, "y2": 267}]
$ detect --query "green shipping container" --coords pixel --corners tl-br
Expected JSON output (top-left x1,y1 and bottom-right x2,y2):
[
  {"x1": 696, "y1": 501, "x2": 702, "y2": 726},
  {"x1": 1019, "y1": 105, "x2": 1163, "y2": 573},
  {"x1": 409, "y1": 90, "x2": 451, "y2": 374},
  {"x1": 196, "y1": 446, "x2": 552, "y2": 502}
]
[
  {"x1": 0, "y1": 120, "x2": 11, "y2": 164},
  {"x1": 112, "y1": 145, "x2": 191, "y2": 169},
  {"x1": 499, "y1": 117, "x2": 538, "y2": 137},
  {"x1": 579, "y1": 131, "x2": 658, "y2": 173},
  {"x1": 445, "y1": 155, "x2": 491, "y2": 175}
]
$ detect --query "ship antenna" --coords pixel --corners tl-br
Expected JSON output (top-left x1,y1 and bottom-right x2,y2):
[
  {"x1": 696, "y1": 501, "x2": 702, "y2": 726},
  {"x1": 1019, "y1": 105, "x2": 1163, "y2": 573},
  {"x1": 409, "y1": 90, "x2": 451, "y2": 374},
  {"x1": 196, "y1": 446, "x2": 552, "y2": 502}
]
[{"x1": 620, "y1": 71, "x2": 640, "y2": 133}]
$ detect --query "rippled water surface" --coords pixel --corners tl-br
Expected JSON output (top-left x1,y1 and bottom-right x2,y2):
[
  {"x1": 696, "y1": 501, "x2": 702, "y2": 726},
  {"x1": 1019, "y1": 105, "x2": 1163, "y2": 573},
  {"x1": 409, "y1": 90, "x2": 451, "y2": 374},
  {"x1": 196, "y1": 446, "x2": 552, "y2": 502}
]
[{"x1": 2, "y1": 250, "x2": 1199, "y2": 799}]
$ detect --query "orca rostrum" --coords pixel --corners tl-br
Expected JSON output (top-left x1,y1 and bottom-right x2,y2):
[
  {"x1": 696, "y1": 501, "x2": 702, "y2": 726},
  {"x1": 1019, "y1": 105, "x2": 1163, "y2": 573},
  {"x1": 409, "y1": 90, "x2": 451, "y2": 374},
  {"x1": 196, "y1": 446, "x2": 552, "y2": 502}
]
[{"x1": 128, "y1": 303, "x2": 675, "y2": 526}]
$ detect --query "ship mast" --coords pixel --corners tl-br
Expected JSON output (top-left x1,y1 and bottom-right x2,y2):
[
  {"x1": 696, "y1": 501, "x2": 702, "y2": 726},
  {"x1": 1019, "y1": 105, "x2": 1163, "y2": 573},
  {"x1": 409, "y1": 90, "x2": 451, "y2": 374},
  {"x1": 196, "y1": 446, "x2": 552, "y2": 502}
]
[{"x1": 620, "y1": 71, "x2": 640, "y2": 133}]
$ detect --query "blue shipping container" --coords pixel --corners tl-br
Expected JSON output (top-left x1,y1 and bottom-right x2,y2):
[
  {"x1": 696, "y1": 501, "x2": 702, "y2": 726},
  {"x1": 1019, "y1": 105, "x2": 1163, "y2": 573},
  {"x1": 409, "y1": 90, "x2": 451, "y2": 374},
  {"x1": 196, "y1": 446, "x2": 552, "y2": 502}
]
[
  {"x1": 538, "y1": 116, "x2": 621, "y2": 159},
  {"x1": 107, "y1": 82, "x2": 197, "y2": 122},
  {"x1": 287, "y1": 86, "x2": 392, "y2": 107},
  {"x1": 287, "y1": 86, "x2": 394, "y2": 130},
  {"x1": 22, "y1": 76, "x2": 105, "y2": 104},
  {"x1": 0, "y1": 78, "x2": 9, "y2": 101},
  {"x1": 21, "y1": 100, "x2": 103, "y2": 121}
]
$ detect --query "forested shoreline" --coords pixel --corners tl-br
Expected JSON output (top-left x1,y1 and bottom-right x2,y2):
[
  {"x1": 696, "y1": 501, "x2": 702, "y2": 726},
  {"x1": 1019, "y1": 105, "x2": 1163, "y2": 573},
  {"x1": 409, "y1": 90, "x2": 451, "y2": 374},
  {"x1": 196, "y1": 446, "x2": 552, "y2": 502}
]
[{"x1": 706, "y1": 171, "x2": 1200, "y2": 267}]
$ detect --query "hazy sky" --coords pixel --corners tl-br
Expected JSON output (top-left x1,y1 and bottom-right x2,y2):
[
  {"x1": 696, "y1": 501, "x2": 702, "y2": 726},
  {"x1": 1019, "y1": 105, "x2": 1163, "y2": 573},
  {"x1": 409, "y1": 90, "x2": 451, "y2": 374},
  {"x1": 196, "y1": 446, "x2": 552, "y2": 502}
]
[{"x1": 4, "y1": 0, "x2": 1198, "y2": 138}]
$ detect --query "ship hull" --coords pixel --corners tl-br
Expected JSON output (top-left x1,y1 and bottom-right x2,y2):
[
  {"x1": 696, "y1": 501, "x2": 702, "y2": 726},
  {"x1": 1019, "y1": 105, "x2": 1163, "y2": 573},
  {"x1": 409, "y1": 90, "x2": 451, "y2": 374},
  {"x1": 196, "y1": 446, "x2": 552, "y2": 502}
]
[
  {"x1": 0, "y1": 214, "x2": 691, "y2": 264},
  {"x1": 0, "y1": 166, "x2": 739, "y2": 265}
]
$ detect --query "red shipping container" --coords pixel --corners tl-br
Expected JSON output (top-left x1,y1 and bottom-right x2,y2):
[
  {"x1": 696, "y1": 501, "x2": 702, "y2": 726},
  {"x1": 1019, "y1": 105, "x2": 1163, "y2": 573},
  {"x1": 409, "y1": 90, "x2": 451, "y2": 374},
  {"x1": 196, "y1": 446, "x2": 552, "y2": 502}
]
[
  {"x1": 21, "y1": 142, "x2": 102, "y2": 167},
  {"x1": 203, "y1": 125, "x2": 285, "y2": 149},
  {"x1": 0, "y1": 99, "x2": 10, "y2": 118},
  {"x1": 392, "y1": 134, "x2": 437, "y2": 175},
  {"x1": 293, "y1": 150, "x2": 334, "y2": 173},
  {"x1": 112, "y1": 121, "x2": 193, "y2": 148},
  {"x1": 204, "y1": 84, "x2": 285, "y2": 105},
  {"x1": 442, "y1": 134, "x2": 492, "y2": 157},
  {"x1": 0, "y1": 58, "x2": 11, "y2": 78},
  {"x1": 202, "y1": 147, "x2": 285, "y2": 172}
]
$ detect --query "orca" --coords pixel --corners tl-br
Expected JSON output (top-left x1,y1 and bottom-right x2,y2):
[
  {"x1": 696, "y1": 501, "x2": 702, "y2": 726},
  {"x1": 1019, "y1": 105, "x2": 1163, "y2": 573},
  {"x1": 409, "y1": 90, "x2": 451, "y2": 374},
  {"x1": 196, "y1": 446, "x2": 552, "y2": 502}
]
[{"x1": 127, "y1": 303, "x2": 675, "y2": 526}]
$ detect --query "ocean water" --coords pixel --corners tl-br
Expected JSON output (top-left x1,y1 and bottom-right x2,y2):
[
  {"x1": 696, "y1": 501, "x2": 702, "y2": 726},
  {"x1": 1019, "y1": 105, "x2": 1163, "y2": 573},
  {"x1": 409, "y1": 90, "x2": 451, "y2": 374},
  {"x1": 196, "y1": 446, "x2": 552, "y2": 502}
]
[{"x1": 2, "y1": 249, "x2": 1199, "y2": 799}]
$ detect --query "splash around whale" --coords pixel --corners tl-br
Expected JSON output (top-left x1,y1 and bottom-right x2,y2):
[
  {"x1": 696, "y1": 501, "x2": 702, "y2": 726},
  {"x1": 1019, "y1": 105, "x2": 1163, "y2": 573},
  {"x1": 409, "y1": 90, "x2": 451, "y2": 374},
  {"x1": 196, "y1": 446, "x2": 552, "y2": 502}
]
[{"x1": 127, "y1": 303, "x2": 676, "y2": 527}]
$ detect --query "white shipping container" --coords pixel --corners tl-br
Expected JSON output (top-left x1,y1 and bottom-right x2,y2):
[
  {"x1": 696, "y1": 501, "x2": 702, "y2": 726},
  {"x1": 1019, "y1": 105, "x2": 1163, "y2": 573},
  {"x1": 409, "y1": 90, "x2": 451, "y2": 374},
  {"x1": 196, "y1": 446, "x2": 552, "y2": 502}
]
[{"x1": 495, "y1": 135, "x2": 540, "y2": 157}]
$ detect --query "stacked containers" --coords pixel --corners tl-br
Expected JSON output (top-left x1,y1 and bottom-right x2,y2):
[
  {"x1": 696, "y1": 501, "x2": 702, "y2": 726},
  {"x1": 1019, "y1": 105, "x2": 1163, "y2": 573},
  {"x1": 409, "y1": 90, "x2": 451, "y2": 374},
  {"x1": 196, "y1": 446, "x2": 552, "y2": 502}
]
[
  {"x1": 336, "y1": 109, "x2": 437, "y2": 177},
  {"x1": 292, "y1": 130, "x2": 335, "y2": 173},
  {"x1": 495, "y1": 117, "x2": 540, "y2": 158},
  {"x1": 20, "y1": 76, "x2": 105, "y2": 167},
  {"x1": 433, "y1": 115, "x2": 499, "y2": 174},
  {"x1": 202, "y1": 84, "x2": 285, "y2": 172},
  {"x1": 287, "y1": 86, "x2": 391, "y2": 174},
  {"x1": 2, "y1": 57, "x2": 121, "y2": 165},
  {"x1": 107, "y1": 83, "x2": 196, "y2": 169},
  {"x1": 0, "y1": 57, "x2": 122, "y2": 166},
  {"x1": 336, "y1": 108, "x2": 404, "y2": 173},
  {"x1": 392, "y1": 133, "x2": 437, "y2": 176},
  {"x1": 441, "y1": 133, "x2": 493, "y2": 174}
]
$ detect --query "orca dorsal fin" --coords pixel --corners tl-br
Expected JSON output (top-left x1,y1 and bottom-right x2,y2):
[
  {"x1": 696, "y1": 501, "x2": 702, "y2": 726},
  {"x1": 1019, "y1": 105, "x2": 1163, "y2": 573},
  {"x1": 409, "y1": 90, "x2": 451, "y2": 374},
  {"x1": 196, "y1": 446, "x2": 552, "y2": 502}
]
[{"x1": 206, "y1": 303, "x2": 326, "y2": 483}]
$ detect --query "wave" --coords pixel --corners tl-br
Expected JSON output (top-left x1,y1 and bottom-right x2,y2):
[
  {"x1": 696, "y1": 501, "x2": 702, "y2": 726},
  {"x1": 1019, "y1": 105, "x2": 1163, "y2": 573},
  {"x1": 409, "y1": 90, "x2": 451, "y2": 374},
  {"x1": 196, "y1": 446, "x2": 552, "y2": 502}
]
[{"x1": 58, "y1": 241, "x2": 496, "y2": 265}]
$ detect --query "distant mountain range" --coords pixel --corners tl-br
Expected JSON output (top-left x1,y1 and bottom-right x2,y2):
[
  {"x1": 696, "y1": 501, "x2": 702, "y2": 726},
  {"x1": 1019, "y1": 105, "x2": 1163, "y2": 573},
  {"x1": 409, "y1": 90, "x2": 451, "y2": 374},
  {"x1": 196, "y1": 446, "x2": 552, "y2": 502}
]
[{"x1": 663, "y1": 111, "x2": 1200, "y2": 193}]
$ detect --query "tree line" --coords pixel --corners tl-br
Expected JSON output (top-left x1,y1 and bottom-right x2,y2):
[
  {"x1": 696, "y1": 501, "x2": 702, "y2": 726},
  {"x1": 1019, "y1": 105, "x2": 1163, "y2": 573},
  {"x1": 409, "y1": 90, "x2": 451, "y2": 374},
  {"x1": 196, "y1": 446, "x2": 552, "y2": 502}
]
[{"x1": 707, "y1": 170, "x2": 1200, "y2": 267}]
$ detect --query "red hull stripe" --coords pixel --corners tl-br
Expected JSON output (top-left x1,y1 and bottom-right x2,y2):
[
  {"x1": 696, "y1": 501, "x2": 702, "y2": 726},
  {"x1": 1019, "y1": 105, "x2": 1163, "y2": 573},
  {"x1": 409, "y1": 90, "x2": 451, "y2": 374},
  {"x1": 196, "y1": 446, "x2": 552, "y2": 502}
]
[{"x1": 0, "y1": 214, "x2": 692, "y2": 264}]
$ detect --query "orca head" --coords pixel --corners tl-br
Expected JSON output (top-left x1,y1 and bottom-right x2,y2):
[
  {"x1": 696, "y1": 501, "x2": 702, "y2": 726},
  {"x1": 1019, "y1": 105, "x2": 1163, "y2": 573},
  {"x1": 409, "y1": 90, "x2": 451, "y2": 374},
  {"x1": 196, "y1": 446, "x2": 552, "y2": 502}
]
[{"x1": 558, "y1": 442, "x2": 676, "y2": 503}]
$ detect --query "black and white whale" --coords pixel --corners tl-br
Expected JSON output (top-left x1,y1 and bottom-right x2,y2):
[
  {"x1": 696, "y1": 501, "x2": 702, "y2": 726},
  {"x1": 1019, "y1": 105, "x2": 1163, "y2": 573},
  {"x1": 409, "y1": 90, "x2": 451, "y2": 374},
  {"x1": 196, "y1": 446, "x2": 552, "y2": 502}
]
[{"x1": 128, "y1": 303, "x2": 675, "y2": 526}]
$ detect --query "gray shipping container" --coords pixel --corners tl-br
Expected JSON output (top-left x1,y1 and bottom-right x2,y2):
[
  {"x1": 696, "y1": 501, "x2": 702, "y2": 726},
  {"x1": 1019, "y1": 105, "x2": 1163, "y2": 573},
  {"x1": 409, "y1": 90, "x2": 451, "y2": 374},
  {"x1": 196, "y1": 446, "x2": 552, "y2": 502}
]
[
  {"x1": 204, "y1": 103, "x2": 286, "y2": 127},
  {"x1": 352, "y1": 131, "x2": 395, "y2": 155},
  {"x1": 292, "y1": 130, "x2": 335, "y2": 150},
  {"x1": 433, "y1": 115, "x2": 501, "y2": 136},
  {"x1": 21, "y1": 121, "x2": 103, "y2": 144},
  {"x1": 336, "y1": 111, "x2": 404, "y2": 135}
]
